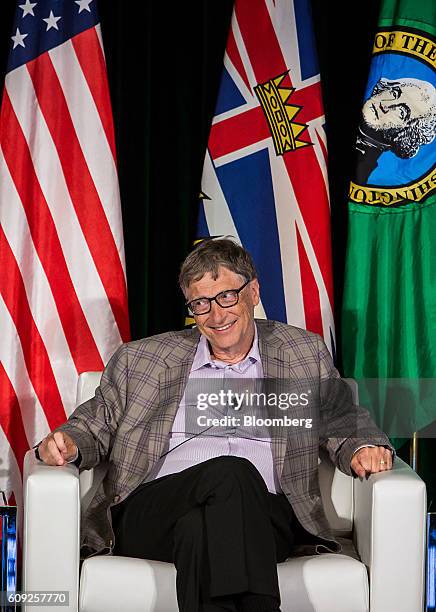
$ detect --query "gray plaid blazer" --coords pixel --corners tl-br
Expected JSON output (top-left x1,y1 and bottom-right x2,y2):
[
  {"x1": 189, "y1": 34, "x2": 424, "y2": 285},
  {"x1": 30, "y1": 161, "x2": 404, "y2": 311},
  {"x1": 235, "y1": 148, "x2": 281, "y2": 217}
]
[{"x1": 57, "y1": 320, "x2": 392, "y2": 556}]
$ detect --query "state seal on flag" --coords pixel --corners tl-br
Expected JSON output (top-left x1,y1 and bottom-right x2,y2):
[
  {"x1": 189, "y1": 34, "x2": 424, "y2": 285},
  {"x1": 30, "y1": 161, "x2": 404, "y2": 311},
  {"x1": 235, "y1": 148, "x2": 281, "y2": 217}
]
[{"x1": 349, "y1": 27, "x2": 436, "y2": 207}]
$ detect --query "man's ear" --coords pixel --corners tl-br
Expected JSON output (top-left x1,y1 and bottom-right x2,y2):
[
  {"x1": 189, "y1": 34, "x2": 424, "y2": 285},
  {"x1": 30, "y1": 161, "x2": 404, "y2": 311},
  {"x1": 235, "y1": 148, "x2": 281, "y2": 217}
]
[{"x1": 250, "y1": 278, "x2": 260, "y2": 306}]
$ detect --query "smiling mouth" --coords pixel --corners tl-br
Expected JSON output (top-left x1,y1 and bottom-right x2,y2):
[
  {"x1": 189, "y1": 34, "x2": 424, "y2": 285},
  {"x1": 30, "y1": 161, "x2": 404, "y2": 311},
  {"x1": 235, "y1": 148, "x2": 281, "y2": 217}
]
[{"x1": 210, "y1": 320, "x2": 236, "y2": 333}]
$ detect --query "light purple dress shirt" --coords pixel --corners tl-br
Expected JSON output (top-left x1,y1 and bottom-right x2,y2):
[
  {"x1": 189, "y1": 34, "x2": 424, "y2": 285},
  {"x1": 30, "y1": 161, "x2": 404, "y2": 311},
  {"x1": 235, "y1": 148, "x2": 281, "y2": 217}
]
[{"x1": 146, "y1": 327, "x2": 282, "y2": 493}]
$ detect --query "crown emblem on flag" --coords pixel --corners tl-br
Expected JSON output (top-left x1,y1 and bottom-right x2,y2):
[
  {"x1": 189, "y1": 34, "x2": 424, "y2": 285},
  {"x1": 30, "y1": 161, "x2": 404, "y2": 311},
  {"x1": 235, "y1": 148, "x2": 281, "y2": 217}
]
[{"x1": 254, "y1": 73, "x2": 310, "y2": 156}]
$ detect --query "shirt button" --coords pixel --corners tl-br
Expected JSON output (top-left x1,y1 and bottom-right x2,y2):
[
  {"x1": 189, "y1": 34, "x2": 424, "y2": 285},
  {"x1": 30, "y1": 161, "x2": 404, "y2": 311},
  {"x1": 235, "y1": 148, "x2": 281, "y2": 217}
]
[{"x1": 113, "y1": 495, "x2": 121, "y2": 503}]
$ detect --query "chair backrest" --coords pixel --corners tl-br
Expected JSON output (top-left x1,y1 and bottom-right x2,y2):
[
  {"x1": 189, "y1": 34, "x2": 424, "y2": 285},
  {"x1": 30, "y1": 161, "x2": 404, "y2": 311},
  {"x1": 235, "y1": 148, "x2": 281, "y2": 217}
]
[
  {"x1": 75, "y1": 372, "x2": 356, "y2": 533},
  {"x1": 318, "y1": 452, "x2": 353, "y2": 534},
  {"x1": 316, "y1": 378, "x2": 358, "y2": 535},
  {"x1": 76, "y1": 371, "x2": 103, "y2": 406},
  {"x1": 75, "y1": 372, "x2": 103, "y2": 503}
]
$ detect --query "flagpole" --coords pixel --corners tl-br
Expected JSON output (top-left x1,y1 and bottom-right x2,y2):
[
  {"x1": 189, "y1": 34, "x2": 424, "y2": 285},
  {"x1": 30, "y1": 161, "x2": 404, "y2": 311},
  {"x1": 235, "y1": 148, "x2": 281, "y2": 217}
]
[{"x1": 410, "y1": 432, "x2": 418, "y2": 472}]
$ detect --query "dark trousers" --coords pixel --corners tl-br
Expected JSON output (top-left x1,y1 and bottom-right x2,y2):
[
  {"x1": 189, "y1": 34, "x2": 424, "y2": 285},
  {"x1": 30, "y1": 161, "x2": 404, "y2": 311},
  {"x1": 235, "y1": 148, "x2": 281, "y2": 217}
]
[{"x1": 111, "y1": 456, "x2": 297, "y2": 612}]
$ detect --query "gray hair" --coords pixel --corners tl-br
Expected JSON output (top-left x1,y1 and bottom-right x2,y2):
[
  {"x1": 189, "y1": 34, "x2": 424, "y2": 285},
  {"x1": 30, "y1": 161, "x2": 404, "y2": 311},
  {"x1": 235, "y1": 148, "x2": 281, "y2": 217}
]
[
  {"x1": 385, "y1": 114, "x2": 436, "y2": 158},
  {"x1": 179, "y1": 238, "x2": 257, "y2": 295}
]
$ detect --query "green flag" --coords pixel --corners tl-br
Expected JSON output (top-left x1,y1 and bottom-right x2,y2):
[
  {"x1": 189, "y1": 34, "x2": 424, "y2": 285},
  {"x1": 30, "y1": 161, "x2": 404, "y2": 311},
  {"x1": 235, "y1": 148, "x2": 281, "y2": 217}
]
[{"x1": 342, "y1": 0, "x2": 436, "y2": 442}]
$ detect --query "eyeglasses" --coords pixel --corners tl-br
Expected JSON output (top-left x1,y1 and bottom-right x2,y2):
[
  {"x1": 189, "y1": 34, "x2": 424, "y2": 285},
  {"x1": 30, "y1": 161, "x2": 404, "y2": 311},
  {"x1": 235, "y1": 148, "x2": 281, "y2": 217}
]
[{"x1": 186, "y1": 280, "x2": 251, "y2": 315}]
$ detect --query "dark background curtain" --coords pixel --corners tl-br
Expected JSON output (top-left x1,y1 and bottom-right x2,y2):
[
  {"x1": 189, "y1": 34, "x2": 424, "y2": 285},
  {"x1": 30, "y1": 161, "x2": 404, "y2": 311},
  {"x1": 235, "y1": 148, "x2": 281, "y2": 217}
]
[{"x1": 3, "y1": 1, "x2": 435, "y2": 500}]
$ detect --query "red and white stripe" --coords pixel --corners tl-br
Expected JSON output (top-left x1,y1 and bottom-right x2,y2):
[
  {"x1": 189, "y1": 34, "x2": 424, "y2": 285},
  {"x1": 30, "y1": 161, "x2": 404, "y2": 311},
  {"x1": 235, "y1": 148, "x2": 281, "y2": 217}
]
[{"x1": 0, "y1": 24, "x2": 130, "y2": 500}]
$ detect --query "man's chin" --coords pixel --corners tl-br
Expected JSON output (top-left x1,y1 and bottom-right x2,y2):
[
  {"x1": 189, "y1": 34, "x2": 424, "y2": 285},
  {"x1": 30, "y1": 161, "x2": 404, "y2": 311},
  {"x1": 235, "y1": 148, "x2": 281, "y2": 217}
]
[
  {"x1": 207, "y1": 329, "x2": 240, "y2": 353},
  {"x1": 208, "y1": 331, "x2": 237, "y2": 349},
  {"x1": 359, "y1": 120, "x2": 394, "y2": 149},
  {"x1": 361, "y1": 116, "x2": 381, "y2": 133}
]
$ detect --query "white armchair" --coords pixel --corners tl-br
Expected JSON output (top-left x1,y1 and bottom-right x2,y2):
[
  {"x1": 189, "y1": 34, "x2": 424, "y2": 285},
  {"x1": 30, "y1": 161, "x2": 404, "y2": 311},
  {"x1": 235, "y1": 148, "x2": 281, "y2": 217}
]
[{"x1": 23, "y1": 373, "x2": 427, "y2": 612}]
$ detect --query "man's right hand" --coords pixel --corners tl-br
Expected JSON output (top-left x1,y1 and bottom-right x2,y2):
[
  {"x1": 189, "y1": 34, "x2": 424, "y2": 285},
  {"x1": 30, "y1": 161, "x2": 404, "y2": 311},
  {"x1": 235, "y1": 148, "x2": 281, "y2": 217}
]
[{"x1": 37, "y1": 431, "x2": 78, "y2": 466}]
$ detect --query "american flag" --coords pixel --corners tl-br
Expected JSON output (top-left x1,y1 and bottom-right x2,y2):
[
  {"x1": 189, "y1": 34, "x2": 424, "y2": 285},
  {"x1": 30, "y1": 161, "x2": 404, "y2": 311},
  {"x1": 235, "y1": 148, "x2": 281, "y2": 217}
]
[
  {"x1": 198, "y1": 0, "x2": 335, "y2": 355},
  {"x1": 0, "y1": 0, "x2": 129, "y2": 506}
]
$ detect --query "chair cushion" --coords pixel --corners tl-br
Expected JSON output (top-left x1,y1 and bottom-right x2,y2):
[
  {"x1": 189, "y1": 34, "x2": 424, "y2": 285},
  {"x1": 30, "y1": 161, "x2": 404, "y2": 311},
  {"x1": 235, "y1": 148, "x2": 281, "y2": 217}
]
[
  {"x1": 79, "y1": 550, "x2": 368, "y2": 612},
  {"x1": 278, "y1": 553, "x2": 369, "y2": 611},
  {"x1": 80, "y1": 556, "x2": 177, "y2": 612}
]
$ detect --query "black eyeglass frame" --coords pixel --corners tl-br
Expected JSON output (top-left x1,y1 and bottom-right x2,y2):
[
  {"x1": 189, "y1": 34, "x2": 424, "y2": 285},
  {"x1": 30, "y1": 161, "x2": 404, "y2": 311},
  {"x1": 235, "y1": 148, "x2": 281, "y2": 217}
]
[{"x1": 186, "y1": 279, "x2": 251, "y2": 315}]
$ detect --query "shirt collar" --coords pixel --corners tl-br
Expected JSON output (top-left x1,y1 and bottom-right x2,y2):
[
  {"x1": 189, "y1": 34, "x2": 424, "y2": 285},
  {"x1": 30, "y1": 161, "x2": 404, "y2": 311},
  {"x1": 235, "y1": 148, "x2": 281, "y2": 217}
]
[{"x1": 191, "y1": 324, "x2": 260, "y2": 372}]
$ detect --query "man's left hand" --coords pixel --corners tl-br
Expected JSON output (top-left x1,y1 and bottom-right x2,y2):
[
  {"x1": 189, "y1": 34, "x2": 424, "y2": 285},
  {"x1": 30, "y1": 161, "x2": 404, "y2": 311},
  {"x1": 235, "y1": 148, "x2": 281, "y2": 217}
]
[{"x1": 351, "y1": 446, "x2": 393, "y2": 478}]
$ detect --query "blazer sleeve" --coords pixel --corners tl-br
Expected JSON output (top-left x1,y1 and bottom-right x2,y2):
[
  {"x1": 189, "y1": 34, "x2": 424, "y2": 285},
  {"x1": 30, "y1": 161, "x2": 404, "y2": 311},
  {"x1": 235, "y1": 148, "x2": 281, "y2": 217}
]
[
  {"x1": 316, "y1": 336, "x2": 394, "y2": 476},
  {"x1": 54, "y1": 343, "x2": 129, "y2": 470}
]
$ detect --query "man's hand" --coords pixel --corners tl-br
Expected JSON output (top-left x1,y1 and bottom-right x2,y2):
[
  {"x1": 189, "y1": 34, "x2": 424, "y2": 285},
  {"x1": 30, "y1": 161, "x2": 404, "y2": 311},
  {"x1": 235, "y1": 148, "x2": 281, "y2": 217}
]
[
  {"x1": 350, "y1": 446, "x2": 393, "y2": 478},
  {"x1": 37, "y1": 431, "x2": 78, "y2": 466}
]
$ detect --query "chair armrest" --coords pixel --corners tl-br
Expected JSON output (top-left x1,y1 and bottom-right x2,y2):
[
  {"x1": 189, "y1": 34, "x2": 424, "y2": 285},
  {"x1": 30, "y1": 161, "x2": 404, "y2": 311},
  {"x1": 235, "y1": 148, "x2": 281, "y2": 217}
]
[
  {"x1": 353, "y1": 457, "x2": 426, "y2": 612},
  {"x1": 23, "y1": 449, "x2": 80, "y2": 612}
]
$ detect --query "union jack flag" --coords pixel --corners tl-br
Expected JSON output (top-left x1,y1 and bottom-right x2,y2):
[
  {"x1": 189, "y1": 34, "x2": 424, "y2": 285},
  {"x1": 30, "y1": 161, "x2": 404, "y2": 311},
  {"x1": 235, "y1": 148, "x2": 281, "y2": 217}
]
[{"x1": 198, "y1": 0, "x2": 335, "y2": 355}]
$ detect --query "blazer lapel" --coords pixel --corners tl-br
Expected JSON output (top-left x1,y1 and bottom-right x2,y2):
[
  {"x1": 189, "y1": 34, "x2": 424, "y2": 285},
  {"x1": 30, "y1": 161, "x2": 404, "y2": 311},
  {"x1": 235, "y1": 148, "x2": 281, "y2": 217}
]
[
  {"x1": 257, "y1": 321, "x2": 321, "y2": 494},
  {"x1": 145, "y1": 330, "x2": 200, "y2": 466},
  {"x1": 257, "y1": 323, "x2": 291, "y2": 480}
]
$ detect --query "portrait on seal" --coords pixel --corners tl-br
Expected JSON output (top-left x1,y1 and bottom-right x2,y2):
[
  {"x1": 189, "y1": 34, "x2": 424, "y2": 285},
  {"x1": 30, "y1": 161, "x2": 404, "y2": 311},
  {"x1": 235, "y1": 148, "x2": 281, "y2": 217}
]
[{"x1": 352, "y1": 34, "x2": 436, "y2": 203}]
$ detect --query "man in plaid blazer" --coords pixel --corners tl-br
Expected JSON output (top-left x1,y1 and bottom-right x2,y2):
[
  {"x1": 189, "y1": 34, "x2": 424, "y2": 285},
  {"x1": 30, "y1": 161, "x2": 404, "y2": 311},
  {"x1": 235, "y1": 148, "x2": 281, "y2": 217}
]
[{"x1": 37, "y1": 239, "x2": 393, "y2": 612}]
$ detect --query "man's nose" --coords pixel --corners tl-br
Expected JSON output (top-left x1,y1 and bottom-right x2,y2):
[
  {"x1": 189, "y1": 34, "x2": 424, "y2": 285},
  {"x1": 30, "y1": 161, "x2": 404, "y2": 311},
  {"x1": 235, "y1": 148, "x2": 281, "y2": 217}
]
[
  {"x1": 379, "y1": 101, "x2": 391, "y2": 114},
  {"x1": 209, "y1": 299, "x2": 226, "y2": 318}
]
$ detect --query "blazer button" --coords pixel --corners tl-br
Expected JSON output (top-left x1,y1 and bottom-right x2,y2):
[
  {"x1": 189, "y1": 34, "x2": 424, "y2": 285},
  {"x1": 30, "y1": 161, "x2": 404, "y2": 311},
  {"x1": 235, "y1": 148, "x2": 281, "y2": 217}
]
[{"x1": 113, "y1": 495, "x2": 121, "y2": 503}]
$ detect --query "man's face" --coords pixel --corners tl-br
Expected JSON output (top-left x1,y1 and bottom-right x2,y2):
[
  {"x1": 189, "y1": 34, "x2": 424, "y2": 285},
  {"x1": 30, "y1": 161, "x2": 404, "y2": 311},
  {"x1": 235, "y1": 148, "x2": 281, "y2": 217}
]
[
  {"x1": 362, "y1": 78, "x2": 433, "y2": 132},
  {"x1": 186, "y1": 266, "x2": 260, "y2": 360}
]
